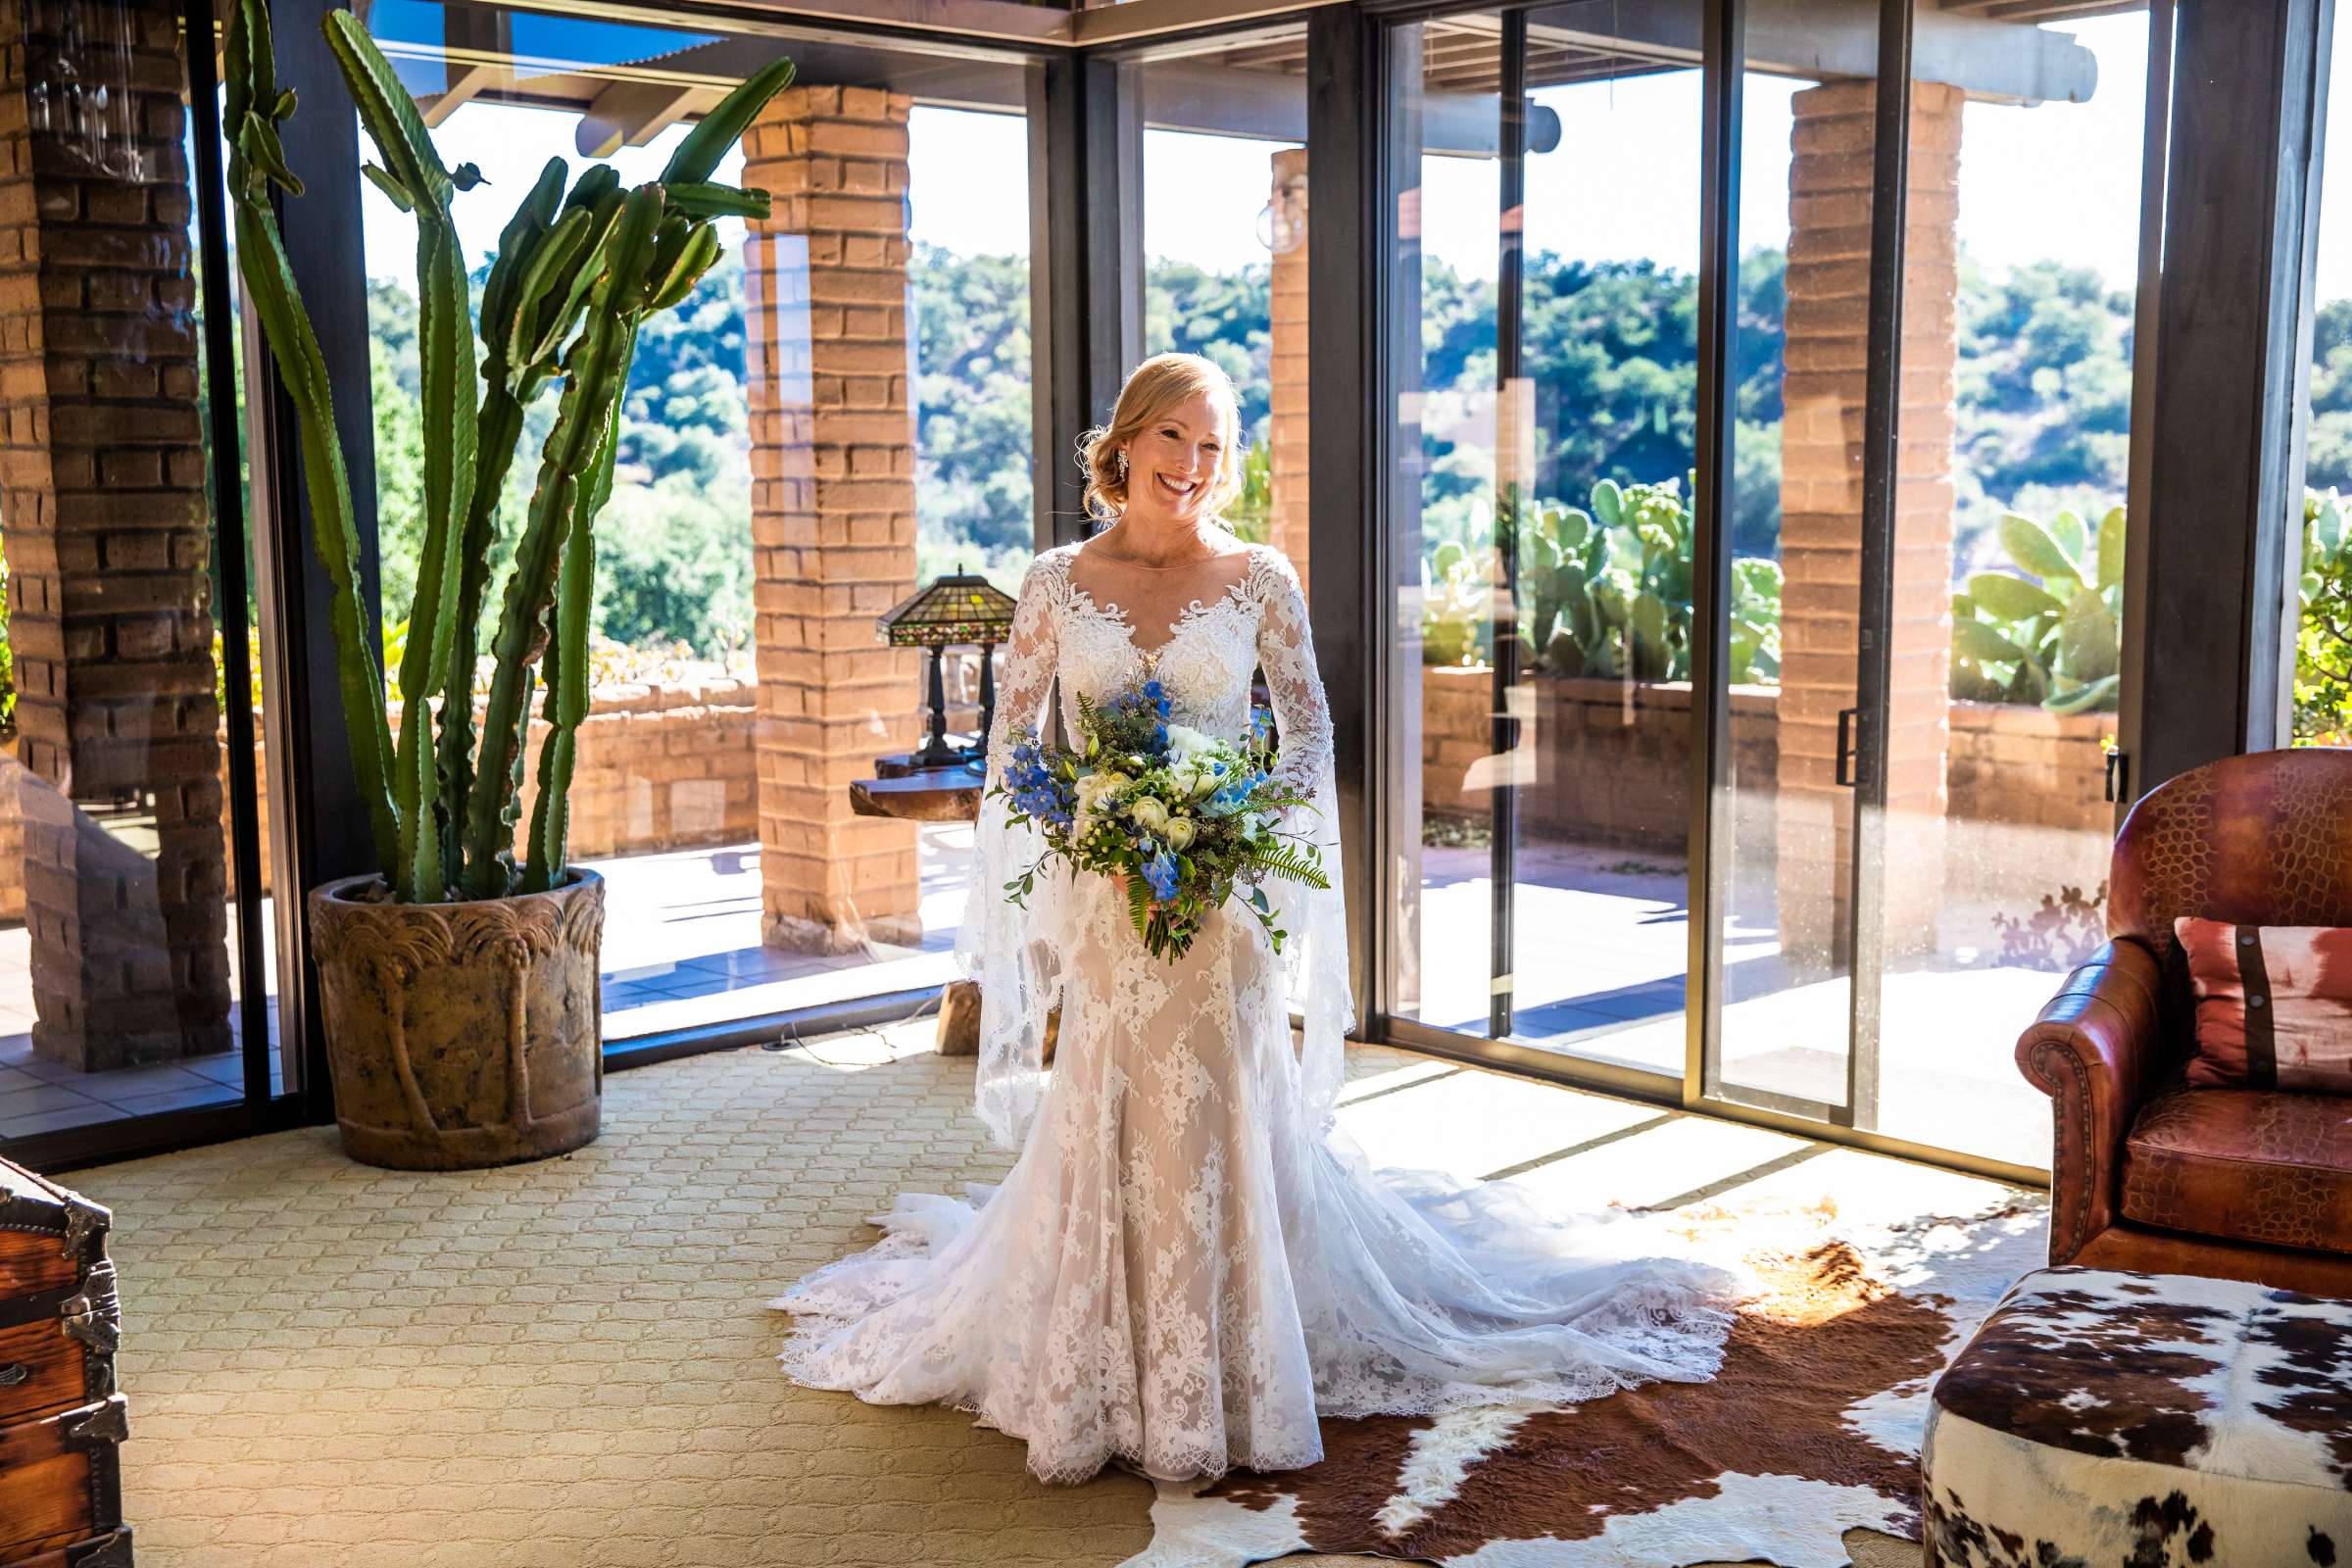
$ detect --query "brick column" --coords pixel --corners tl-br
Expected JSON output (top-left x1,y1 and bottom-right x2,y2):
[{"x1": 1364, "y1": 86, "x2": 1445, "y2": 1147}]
[
  {"x1": 1775, "y1": 79, "x2": 1961, "y2": 972},
  {"x1": 1267, "y1": 148, "x2": 1309, "y2": 586},
  {"x1": 742, "y1": 86, "x2": 922, "y2": 955},
  {"x1": 0, "y1": 0, "x2": 229, "y2": 1068}
]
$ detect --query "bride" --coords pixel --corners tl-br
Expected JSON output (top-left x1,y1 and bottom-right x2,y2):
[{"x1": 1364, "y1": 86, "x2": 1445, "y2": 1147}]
[{"x1": 771, "y1": 352, "x2": 1739, "y2": 1485}]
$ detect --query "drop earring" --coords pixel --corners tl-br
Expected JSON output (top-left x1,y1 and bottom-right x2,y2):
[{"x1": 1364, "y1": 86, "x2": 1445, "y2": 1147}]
[{"x1": 1114, "y1": 450, "x2": 1128, "y2": 479}]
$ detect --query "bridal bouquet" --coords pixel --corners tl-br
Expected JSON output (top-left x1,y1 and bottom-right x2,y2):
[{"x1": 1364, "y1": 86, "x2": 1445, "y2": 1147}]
[{"x1": 993, "y1": 678, "x2": 1329, "y2": 961}]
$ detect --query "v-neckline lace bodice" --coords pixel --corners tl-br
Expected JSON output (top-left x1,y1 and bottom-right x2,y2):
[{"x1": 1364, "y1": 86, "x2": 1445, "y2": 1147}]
[
  {"x1": 1061, "y1": 571, "x2": 1253, "y2": 667},
  {"x1": 1019, "y1": 544, "x2": 1318, "y2": 800}
]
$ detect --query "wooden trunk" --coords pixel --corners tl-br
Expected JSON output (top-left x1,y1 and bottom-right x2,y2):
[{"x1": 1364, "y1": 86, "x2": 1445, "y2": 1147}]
[{"x1": 0, "y1": 1159, "x2": 129, "y2": 1567}]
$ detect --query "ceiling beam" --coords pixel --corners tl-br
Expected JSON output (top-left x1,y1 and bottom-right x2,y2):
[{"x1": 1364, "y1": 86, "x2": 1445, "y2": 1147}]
[
  {"x1": 1444, "y1": 0, "x2": 2099, "y2": 105},
  {"x1": 1138, "y1": 61, "x2": 1562, "y2": 158},
  {"x1": 1068, "y1": 0, "x2": 1348, "y2": 49},
  {"x1": 414, "y1": 0, "x2": 2132, "y2": 68},
  {"x1": 1938, "y1": 0, "x2": 2145, "y2": 19}
]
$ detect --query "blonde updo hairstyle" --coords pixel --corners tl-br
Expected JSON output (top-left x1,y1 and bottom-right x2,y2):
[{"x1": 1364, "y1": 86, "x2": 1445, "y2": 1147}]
[{"x1": 1078, "y1": 353, "x2": 1246, "y2": 525}]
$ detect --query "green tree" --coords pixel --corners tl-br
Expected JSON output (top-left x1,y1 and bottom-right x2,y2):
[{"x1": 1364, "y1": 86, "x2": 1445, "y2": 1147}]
[
  {"x1": 912, "y1": 244, "x2": 1034, "y2": 563},
  {"x1": 593, "y1": 480, "x2": 752, "y2": 656},
  {"x1": 1147, "y1": 259, "x2": 1275, "y2": 441},
  {"x1": 2306, "y1": 298, "x2": 2352, "y2": 493},
  {"x1": 1952, "y1": 256, "x2": 2133, "y2": 565}
]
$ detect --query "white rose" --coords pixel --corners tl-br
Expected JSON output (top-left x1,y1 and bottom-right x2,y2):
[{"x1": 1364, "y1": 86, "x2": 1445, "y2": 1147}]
[
  {"x1": 1162, "y1": 723, "x2": 1215, "y2": 760},
  {"x1": 1097, "y1": 771, "x2": 1132, "y2": 799},
  {"x1": 1165, "y1": 815, "x2": 1198, "y2": 852},
  {"x1": 1128, "y1": 796, "x2": 1170, "y2": 835},
  {"x1": 1077, "y1": 775, "x2": 1124, "y2": 817},
  {"x1": 1189, "y1": 760, "x2": 1223, "y2": 799}
]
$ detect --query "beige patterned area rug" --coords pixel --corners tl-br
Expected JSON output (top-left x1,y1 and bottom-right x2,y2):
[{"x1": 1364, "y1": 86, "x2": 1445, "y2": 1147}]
[
  {"x1": 1133, "y1": 1197, "x2": 2047, "y2": 1568},
  {"x1": 68, "y1": 1025, "x2": 2041, "y2": 1568}
]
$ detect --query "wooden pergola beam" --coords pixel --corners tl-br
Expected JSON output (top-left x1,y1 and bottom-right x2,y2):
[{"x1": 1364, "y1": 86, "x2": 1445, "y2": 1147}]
[
  {"x1": 419, "y1": 61, "x2": 502, "y2": 129},
  {"x1": 574, "y1": 79, "x2": 711, "y2": 157}
]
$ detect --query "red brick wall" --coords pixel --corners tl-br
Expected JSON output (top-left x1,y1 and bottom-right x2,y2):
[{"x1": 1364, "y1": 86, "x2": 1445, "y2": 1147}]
[
  {"x1": 1774, "y1": 79, "x2": 1963, "y2": 971},
  {"x1": 1268, "y1": 147, "x2": 1309, "y2": 585},
  {"x1": 1419, "y1": 667, "x2": 2113, "y2": 849}
]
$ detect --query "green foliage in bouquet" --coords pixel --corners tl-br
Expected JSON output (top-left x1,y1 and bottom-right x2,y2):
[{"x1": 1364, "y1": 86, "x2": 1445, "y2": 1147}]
[
  {"x1": 221, "y1": 0, "x2": 791, "y2": 903},
  {"x1": 1950, "y1": 503, "x2": 2124, "y2": 715},
  {"x1": 993, "y1": 678, "x2": 1328, "y2": 963}
]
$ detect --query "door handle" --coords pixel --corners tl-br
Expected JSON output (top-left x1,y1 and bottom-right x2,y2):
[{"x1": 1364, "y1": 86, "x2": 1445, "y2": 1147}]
[{"x1": 1836, "y1": 706, "x2": 1862, "y2": 789}]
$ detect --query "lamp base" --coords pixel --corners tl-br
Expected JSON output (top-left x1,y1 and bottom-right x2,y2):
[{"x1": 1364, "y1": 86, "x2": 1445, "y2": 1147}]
[{"x1": 910, "y1": 735, "x2": 966, "y2": 769}]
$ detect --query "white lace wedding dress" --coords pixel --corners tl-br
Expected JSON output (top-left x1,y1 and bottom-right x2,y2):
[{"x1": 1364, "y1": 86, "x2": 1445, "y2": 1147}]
[{"x1": 770, "y1": 541, "x2": 1739, "y2": 1485}]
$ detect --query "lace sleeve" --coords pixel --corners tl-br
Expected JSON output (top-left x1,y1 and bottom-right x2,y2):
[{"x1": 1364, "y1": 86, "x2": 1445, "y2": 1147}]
[
  {"x1": 959, "y1": 550, "x2": 1067, "y2": 1150},
  {"x1": 1252, "y1": 548, "x2": 1334, "y2": 815},
  {"x1": 1250, "y1": 546, "x2": 1355, "y2": 1132}
]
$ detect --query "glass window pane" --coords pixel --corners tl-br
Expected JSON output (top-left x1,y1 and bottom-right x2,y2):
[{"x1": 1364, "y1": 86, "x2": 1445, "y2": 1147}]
[
  {"x1": 1137, "y1": 25, "x2": 1309, "y2": 559},
  {"x1": 1503, "y1": 5, "x2": 1703, "y2": 1075},
  {"x1": 355, "y1": 6, "x2": 1033, "y2": 1042},
  {"x1": 0, "y1": 2, "x2": 280, "y2": 1147},
  {"x1": 1711, "y1": 37, "x2": 1873, "y2": 1115},
  {"x1": 1389, "y1": 16, "x2": 1501, "y2": 1037},
  {"x1": 1870, "y1": 5, "x2": 2144, "y2": 1167},
  {"x1": 2297, "y1": 10, "x2": 2352, "y2": 747}
]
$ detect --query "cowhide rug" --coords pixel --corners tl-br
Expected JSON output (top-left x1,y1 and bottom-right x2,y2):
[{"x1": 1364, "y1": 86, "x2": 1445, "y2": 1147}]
[{"x1": 1128, "y1": 1194, "x2": 2048, "y2": 1568}]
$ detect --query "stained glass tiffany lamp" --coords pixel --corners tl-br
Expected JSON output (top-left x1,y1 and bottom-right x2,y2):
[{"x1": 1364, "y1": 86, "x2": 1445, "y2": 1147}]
[{"x1": 877, "y1": 571, "x2": 1021, "y2": 768}]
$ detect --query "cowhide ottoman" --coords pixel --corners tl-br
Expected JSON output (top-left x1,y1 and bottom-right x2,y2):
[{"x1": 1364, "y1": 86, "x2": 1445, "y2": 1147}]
[{"x1": 1922, "y1": 1266, "x2": 2352, "y2": 1566}]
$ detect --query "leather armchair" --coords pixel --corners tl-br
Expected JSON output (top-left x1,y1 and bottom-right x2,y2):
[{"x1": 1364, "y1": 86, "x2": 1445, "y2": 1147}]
[{"x1": 2015, "y1": 748, "x2": 2352, "y2": 1297}]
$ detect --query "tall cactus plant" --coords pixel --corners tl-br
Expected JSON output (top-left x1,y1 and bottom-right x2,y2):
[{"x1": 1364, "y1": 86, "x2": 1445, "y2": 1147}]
[{"x1": 223, "y1": 0, "x2": 793, "y2": 902}]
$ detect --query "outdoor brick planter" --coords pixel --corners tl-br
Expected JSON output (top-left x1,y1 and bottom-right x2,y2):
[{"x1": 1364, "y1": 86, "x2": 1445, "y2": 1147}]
[{"x1": 1417, "y1": 663, "x2": 2112, "y2": 848}]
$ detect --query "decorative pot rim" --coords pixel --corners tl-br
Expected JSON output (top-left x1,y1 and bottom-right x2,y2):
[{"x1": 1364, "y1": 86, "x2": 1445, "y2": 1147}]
[{"x1": 308, "y1": 867, "x2": 605, "y2": 909}]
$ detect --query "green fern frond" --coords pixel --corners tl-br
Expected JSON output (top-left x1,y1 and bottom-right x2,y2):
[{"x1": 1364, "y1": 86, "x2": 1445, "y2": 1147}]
[{"x1": 1241, "y1": 842, "x2": 1330, "y2": 888}]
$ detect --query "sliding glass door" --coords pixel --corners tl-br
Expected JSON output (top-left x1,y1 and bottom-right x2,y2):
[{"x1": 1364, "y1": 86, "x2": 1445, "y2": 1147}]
[
  {"x1": 1853, "y1": 0, "x2": 2147, "y2": 1168},
  {"x1": 1381, "y1": 0, "x2": 2151, "y2": 1177},
  {"x1": 1700, "y1": 6, "x2": 1880, "y2": 1126},
  {"x1": 1387, "y1": 2, "x2": 1707, "y2": 1083}
]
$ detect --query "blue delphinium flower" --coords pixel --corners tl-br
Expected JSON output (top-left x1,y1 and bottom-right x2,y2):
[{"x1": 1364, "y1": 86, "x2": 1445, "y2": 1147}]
[{"x1": 1144, "y1": 850, "x2": 1179, "y2": 902}]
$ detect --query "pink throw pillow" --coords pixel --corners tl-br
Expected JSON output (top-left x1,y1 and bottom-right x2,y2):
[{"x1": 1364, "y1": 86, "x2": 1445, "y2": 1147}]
[{"x1": 2174, "y1": 916, "x2": 2352, "y2": 1091}]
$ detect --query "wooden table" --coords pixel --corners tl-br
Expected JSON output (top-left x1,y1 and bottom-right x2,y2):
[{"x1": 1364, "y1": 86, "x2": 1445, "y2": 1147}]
[{"x1": 848, "y1": 770, "x2": 983, "y2": 822}]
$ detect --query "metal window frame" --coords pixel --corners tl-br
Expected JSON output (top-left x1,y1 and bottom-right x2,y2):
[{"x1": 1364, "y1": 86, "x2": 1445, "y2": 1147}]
[
  {"x1": 1027, "y1": 53, "x2": 1146, "y2": 552},
  {"x1": 185, "y1": 0, "x2": 274, "y2": 1110},
  {"x1": 247, "y1": 0, "x2": 392, "y2": 1126},
  {"x1": 2129, "y1": 0, "x2": 2334, "y2": 794}
]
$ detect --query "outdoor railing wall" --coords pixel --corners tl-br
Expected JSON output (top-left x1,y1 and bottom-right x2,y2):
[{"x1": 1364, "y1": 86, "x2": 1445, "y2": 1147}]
[{"x1": 1418, "y1": 664, "x2": 2115, "y2": 850}]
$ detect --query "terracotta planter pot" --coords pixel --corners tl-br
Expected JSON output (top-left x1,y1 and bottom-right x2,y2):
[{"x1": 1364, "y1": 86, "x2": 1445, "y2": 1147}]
[{"x1": 306, "y1": 870, "x2": 606, "y2": 1170}]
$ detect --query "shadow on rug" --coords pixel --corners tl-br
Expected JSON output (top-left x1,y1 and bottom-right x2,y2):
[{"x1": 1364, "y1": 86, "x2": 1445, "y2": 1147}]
[{"x1": 1129, "y1": 1197, "x2": 2047, "y2": 1568}]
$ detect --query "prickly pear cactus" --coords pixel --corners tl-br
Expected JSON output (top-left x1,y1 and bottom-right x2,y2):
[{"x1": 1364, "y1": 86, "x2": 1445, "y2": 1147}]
[{"x1": 1950, "y1": 503, "x2": 2123, "y2": 714}]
